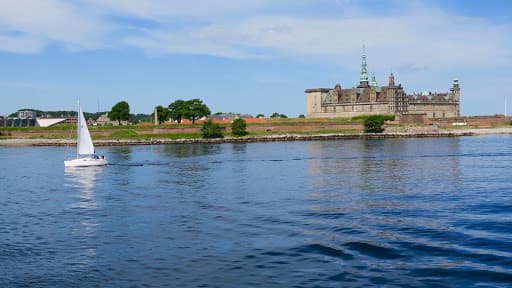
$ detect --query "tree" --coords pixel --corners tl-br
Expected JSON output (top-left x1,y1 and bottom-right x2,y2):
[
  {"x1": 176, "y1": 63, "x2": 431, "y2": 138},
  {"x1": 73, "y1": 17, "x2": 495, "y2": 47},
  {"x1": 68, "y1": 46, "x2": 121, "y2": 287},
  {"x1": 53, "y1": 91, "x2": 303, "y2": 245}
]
[
  {"x1": 109, "y1": 101, "x2": 130, "y2": 125},
  {"x1": 270, "y1": 112, "x2": 287, "y2": 119},
  {"x1": 130, "y1": 113, "x2": 152, "y2": 124},
  {"x1": 256, "y1": 114, "x2": 265, "y2": 118},
  {"x1": 298, "y1": 114, "x2": 305, "y2": 118},
  {"x1": 363, "y1": 115, "x2": 385, "y2": 133},
  {"x1": 270, "y1": 112, "x2": 281, "y2": 118},
  {"x1": 153, "y1": 105, "x2": 170, "y2": 124},
  {"x1": 201, "y1": 120, "x2": 223, "y2": 138},
  {"x1": 168, "y1": 99, "x2": 187, "y2": 124},
  {"x1": 231, "y1": 118, "x2": 248, "y2": 136},
  {"x1": 185, "y1": 99, "x2": 211, "y2": 124}
]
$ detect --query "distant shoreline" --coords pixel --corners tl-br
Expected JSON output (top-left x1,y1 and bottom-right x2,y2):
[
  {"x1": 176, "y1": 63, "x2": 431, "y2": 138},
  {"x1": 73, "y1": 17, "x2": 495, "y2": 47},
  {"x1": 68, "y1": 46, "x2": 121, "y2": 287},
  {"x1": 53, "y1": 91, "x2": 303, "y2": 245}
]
[{"x1": 2, "y1": 128, "x2": 512, "y2": 147}]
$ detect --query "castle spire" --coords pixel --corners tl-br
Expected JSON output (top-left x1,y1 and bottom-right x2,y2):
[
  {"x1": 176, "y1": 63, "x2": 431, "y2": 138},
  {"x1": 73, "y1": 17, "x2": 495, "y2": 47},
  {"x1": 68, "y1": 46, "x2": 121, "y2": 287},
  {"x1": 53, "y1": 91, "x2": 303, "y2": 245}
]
[
  {"x1": 359, "y1": 45, "x2": 369, "y2": 87},
  {"x1": 370, "y1": 73, "x2": 378, "y2": 87},
  {"x1": 389, "y1": 72, "x2": 395, "y2": 87}
]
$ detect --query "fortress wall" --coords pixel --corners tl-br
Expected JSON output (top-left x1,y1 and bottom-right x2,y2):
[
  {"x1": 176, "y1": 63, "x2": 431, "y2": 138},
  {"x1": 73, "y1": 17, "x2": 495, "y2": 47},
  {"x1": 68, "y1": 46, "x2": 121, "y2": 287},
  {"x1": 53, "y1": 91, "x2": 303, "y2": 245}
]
[
  {"x1": 308, "y1": 102, "x2": 389, "y2": 118},
  {"x1": 306, "y1": 90, "x2": 328, "y2": 117},
  {"x1": 408, "y1": 102, "x2": 459, "y2": 118}
]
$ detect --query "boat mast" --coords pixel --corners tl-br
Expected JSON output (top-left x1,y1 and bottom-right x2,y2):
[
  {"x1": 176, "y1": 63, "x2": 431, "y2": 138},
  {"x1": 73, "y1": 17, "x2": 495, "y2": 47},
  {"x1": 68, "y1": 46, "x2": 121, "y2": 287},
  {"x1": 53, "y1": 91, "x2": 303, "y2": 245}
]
[{"x1": 76, "y1": 100, "x2": 80, "y2": 159}]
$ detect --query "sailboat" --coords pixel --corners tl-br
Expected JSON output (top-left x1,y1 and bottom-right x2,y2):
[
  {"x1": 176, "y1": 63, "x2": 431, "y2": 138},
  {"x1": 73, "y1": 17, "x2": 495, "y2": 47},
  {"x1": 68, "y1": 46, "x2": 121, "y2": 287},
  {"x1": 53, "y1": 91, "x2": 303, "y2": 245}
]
[{"x1": 64, "y1": 102, "x2": 107, "y2": 167}]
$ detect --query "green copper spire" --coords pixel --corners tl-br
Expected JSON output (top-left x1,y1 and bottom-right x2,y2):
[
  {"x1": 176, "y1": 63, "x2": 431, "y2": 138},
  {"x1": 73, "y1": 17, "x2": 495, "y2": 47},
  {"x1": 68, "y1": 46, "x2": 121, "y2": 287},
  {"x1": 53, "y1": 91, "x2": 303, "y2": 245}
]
[
  {"x1": 360, "y1": 45, "x2": 368, "y2": 84},
  {"x1": 370, "y1": 73, "x2": 378, "y2": 87}
]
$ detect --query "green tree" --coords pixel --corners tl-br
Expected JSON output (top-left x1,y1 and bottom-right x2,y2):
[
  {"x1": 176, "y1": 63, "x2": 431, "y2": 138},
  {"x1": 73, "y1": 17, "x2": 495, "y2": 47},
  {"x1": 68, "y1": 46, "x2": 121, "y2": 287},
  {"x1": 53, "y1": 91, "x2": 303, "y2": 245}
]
[
  {"x1": 231, "y1": 118, "x2": 248, "y2": 136},
  {"x1": 185, "y1": 99, "x2": 211, "y2": 124},
  {"x1": 153, "y1": 105, "x2": 170, "y2": 124},
  {"x1": 109, "y1": 101, "x2": 130, "y2": 125},
  {"x1": 201, "y1": 120, "x2": 223, "y2": 138},
  {"x1": 270, "y1": 112, "x2": 287, "y2": 119},
  {"x1": 256, "y1": 114, "x2": 265, "y2": 118},
  {"x1": 130, "y1": 113, "x2": 152, "y2": 124},
  {"x1": 363, "y1": 115, "x2": 385, "y2": 133},
  {"x1": 298, "y1": 114, "x2": 305, "y2": 118},
  {"x1": 168, "y1": 99, "x2": 187, "y2": 124}
]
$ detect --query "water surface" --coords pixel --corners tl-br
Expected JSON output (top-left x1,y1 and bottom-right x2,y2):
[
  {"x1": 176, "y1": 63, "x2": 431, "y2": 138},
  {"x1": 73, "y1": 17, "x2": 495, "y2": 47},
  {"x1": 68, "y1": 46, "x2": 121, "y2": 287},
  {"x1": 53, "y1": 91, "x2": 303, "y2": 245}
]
[{"x1": 1, "y1": 136, "x2": 512, "y2": 287}]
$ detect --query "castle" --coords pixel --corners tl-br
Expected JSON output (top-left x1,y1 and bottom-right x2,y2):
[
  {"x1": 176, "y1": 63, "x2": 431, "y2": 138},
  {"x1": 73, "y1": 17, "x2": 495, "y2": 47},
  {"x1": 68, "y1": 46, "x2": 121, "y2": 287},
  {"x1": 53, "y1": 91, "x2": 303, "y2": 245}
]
[{"x1": 305, "y1": 48, "x2": 460, "y2": 119}]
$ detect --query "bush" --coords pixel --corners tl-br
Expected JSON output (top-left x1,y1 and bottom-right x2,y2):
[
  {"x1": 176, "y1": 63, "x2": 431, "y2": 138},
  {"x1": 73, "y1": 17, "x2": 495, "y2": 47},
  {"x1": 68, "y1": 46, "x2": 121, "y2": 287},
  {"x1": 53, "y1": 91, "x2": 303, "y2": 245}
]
[
  {"x1": 201, "y1": 120, "x2": 224, "y2": 138},
  {"x1": 231, "y1": 118, "x2": 248, "y2": 136},
  {"x1": 363, "y1": 115, "x2": 386, "y2": 133}
]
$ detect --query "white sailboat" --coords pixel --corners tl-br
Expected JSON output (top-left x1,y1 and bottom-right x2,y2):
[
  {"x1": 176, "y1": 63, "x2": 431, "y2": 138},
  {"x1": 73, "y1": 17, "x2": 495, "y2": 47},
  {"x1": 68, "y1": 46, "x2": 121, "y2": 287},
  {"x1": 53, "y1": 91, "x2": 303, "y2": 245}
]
[{"x1": 64, "y1": 103, "x2": 107, "y2": 167}]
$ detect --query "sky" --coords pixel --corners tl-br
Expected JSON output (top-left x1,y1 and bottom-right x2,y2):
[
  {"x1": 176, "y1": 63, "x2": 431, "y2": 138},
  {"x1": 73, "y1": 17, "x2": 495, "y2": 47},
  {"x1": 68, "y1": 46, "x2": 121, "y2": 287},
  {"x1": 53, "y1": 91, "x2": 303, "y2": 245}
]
[{"x1": 0, "y1": 0, "x2": 511, "y2": 117}]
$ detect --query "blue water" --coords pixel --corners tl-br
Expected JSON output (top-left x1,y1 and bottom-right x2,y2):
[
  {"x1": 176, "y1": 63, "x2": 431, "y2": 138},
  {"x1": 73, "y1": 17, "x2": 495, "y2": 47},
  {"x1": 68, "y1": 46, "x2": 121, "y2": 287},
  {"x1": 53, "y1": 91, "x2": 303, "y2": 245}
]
[{"x1": 1, "y1": 136, "x2": 512, "y2": 287}]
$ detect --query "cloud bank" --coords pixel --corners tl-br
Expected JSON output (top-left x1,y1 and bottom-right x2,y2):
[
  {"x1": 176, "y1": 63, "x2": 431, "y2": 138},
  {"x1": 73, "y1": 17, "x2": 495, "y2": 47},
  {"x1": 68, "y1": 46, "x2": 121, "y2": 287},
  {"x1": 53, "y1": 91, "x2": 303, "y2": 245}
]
[{"x1": 0, "y1": 0, "x2": 510, "y2": 70}]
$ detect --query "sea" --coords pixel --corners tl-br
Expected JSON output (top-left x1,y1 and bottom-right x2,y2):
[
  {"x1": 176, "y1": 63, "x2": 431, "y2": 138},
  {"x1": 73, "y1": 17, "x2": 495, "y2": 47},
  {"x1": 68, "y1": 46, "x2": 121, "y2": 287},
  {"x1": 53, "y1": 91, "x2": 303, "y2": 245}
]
[{"x1": 1, "y1": 135, "x2": 511, "y2": 287}]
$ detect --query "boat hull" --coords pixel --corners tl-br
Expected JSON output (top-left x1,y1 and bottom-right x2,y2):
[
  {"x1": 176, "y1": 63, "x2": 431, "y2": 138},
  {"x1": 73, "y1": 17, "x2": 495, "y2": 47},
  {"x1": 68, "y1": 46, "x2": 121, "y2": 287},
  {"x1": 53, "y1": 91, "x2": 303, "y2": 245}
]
[{"x1": 64, "y1": 157, "x2": 108, "y2": 167}]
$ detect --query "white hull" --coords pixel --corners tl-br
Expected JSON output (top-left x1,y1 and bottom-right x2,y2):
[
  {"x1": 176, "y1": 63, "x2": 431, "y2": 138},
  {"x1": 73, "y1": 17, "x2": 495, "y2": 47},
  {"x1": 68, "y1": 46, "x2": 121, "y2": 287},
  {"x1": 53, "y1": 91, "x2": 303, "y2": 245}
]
[{"x1": 64, "y1": 157, "x2": 108, "y2": 167}]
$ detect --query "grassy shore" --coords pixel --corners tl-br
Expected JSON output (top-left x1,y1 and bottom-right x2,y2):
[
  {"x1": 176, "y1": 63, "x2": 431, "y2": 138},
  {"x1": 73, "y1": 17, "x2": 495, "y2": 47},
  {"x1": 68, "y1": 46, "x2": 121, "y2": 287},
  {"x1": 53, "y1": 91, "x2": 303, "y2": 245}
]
[{"x1": 1, "y1": 117, "x2": 511, "y2": 146}]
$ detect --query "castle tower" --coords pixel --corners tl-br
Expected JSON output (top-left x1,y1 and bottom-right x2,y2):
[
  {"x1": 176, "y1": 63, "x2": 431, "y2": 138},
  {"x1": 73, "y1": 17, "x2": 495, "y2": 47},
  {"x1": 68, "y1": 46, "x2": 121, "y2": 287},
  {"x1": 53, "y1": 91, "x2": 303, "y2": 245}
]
[
  {"x1": 388, "y1": 72, "x2": 395, "y2": 87},
  {"x1": 449, "y1": 78, "x2": 460, "y2": 102},
  {"x1": 359, "y1": 45, "x2": 369, "y2": 88},
  {"x1": 450, "y1": 78, "x2": 460, "y2": 117},
  {"x1": 370, "y1": 73, "x2": 378, "y2": 87}
]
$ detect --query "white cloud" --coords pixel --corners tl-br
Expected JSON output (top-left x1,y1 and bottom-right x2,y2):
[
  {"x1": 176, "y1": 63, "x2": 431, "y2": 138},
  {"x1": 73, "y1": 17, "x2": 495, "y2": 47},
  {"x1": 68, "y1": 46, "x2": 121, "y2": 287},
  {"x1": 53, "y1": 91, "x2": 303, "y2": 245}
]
[
  {"x1": 0, "y1": 34, "x2": 44, "y2": 53},
  {"x1": 84, "y1": 0, "x2": 280, "y2": 20},
  {"x1": 0, "y1": 0, "x2": 107, "y2": 52},
  {"x1": 0, "y1": 0, "x2": 510, "y2": 70}
]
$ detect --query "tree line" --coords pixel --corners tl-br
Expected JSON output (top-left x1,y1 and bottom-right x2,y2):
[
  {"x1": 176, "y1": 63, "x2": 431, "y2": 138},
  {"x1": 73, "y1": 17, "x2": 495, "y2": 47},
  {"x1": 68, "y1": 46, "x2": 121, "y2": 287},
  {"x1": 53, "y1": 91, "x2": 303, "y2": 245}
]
[
  {"x1": 107, "y1": 99, "x2": 211, "y2": 125},
  {"x1": 154, "y1": 99, "x2": 210, "y2": 124}
]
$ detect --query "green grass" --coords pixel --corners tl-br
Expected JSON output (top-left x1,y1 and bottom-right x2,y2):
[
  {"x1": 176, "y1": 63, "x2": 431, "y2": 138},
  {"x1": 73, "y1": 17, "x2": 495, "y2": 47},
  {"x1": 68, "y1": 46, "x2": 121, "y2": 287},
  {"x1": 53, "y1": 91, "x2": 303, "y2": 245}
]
[
  {"x1": 139, "y1": 133, "x2": 202, "y2": 140},
  {"x1": 247, "y1": 129, "x2": 360, "y2": 136},
  {"x1": 93, "y1": 130, "x2": 203, "y2": 140}
]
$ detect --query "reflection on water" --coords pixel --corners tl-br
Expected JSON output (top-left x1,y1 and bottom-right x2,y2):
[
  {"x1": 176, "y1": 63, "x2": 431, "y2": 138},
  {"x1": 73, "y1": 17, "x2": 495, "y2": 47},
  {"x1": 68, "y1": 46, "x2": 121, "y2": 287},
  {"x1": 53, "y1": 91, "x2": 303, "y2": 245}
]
[
  {"x1": 109, "y1": 146, "x2": 133, "y2": 162},
  {"x1": 65, "y1": 166, "x2": 104, "y2": 195},
  {"x1": 159, "y1": 143, "x2": 223, "y2": 158},
  {"x1": 64, "y1": 166, "x2": 106, "y2": 268},
  {"x1": 305, "y1": 138, "x2": 461, "y2": 194},
  {"x1": 2, "y1": 137, "x2": 512, "y2": 287}
]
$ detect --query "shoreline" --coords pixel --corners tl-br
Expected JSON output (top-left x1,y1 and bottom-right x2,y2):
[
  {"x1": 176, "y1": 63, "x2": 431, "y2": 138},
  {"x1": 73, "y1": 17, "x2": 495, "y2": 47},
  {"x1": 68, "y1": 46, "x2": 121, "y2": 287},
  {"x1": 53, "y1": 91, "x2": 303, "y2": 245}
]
[{"x1": 1, "y1": 128, "x2": 511, "y2": 146}]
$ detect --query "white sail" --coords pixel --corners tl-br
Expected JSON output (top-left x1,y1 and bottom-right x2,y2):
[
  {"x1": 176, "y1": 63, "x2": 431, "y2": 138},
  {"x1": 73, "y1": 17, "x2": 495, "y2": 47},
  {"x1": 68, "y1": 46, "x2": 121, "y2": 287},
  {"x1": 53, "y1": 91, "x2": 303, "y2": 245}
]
[
  {"x1": 64, "y1": 102, "x2": 107, "y2": 167},
  {"x1": 77, "y1": 105, "x2": 95, "y2": 155}
]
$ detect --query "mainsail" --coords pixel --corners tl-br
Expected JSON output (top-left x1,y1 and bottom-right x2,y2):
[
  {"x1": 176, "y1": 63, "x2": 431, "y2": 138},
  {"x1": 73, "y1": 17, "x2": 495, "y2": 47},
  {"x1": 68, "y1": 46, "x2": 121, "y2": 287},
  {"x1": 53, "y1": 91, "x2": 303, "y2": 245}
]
[{"x1": 77, "y1": 105, "x2": 95, "y2": 155}]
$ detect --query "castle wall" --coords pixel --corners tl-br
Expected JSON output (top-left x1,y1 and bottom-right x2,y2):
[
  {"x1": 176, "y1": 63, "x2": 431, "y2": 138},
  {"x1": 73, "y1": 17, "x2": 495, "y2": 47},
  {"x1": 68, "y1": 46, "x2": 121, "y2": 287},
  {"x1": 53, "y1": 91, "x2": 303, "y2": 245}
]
[
  {"x1": 305, "y1": 89, "x2": 329, "y2": 116},
  {"x1": 408, "y1": 102, "x2": 459, "y2": 118},
  {"x1": 307, "y1": 102, "x2": 389, "y2": 118}
]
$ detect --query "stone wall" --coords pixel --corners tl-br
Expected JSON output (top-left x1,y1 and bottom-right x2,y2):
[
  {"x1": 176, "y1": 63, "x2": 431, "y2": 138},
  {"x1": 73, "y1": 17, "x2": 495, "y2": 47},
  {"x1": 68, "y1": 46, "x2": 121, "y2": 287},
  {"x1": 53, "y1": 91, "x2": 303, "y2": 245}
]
[
  {"x1": 405, "y1": 102, "x2": 459, "y2": 118},
  {"x1": 307, "y1": 101, "x2": 389, "y2": 118},
  {"x1": 396, "y1": 113, "x2": 432, "y2": 124},
  {"x1": 463, "y1": 116, "x2": 511, "y2": 127}
]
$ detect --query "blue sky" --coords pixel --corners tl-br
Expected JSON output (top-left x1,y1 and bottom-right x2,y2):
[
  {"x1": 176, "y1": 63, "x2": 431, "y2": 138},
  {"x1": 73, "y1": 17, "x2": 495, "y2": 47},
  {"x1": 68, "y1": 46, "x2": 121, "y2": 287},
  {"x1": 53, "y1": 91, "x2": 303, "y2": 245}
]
[{"x1": 0, "y1": 0, "x2": 511, "y2": 117}]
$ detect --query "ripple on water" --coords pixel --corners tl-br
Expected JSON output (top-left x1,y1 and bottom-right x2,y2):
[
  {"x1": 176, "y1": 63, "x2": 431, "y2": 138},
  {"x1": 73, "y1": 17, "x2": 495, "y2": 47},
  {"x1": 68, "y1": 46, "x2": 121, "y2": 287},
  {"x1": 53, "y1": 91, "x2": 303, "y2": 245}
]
[{"x1": 2, "y1": 138, "x2": 512, "y2": 287}]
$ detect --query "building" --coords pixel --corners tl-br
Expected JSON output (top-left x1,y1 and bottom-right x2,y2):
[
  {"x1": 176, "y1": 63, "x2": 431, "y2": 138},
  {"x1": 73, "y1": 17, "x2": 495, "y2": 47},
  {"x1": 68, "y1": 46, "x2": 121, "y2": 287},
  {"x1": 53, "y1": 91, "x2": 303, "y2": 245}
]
[
  {"x1": 306, "y1": 47, "x2": 460, "y2": 119},
  {"x1": 18, "y1": 110, "x2": 36, "y2": 119},
  {"x1": 95, "y1": 113, "x2": 127, "y2": 126}
]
